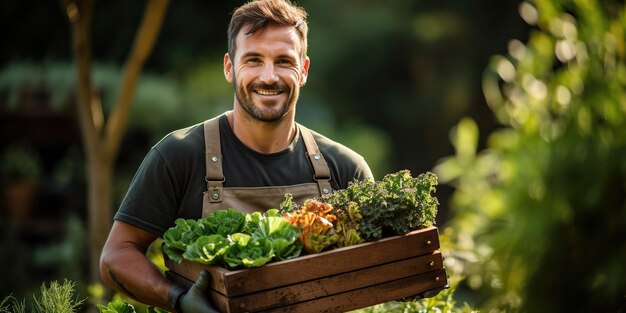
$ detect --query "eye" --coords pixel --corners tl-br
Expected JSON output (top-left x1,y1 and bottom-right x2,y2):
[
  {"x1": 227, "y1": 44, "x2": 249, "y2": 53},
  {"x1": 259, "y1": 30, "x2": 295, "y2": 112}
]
[
  {"x1": 277, "y1": 59, "x2": 295, "y2": 66},
  {"x1": 246, "y1": 57, "x2": 262, "y2": 64}
]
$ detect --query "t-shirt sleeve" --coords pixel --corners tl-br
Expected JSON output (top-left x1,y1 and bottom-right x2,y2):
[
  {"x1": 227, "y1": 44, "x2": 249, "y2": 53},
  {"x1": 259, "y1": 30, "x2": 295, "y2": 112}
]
[
  {"x1": 114, "y1": 147, "x2": 180, "y2": 236},
  {"x1": 351, "y1": 157, "x2": 374, "y2": 182},
  {"x1": 317, "y1": 136, "x2": 375, "y2": 190}
]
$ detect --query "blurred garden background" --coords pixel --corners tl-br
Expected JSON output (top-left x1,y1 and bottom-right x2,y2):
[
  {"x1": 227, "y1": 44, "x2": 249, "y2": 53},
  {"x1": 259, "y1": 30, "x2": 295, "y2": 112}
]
[{"x1": 1, "y1": 0, "x2": 625, "y2": 312}]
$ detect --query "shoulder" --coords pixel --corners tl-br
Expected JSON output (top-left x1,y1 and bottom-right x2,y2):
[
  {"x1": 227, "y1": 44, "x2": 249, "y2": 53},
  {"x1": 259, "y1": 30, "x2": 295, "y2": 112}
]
[
  {"x1": 299, "y1": 125, "x2": 374, "y2": 186},
  {"x1": 152, "y1": 121, "x2": 205, "y2": 159},
  {"x1": 307, "y1": 128, "x2": 362, "y2": 161}
]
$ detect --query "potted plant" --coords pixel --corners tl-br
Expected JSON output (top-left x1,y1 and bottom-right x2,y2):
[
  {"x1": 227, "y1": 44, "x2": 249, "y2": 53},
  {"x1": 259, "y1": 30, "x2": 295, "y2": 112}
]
[{"x1": 1, "y1": 145, "x2": 42, "y2": 223}]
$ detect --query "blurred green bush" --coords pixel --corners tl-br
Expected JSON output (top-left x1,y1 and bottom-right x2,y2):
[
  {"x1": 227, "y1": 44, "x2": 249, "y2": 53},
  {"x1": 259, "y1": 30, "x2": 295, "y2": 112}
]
[{"x1": 435, "y1": 0, "x2": 626, "y2": 311}]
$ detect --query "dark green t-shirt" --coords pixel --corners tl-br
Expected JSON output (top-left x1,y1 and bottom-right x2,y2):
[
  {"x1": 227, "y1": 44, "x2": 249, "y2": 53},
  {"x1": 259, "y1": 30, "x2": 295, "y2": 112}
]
[{"x1": 114, "y1": 114, "x2": 373, "y2": 236}]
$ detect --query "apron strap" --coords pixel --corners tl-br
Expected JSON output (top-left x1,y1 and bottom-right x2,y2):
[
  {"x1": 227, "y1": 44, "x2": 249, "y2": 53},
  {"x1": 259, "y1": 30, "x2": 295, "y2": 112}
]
[
  {"x1": 299, "y1": 124, "x2": 333, "y2": 196},
  {"x1": 202, "y1": 116, "x2": 334, "y2": 211},
  {"x1": 203, "y1": 115, "x2": 224, "y2": 203}
]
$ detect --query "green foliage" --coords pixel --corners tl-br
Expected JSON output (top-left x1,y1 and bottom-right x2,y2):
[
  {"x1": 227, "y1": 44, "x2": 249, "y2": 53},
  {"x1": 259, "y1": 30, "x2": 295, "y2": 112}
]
[
  {"x1": 97, "y1": 300, "x2": 136, "y2": 313},
  {"x1": 163, "y1": 209, "x2": 302, "y2": 269},
  {"x1": 32, "y1": 215, "x2": 87, "y2": 284},
  {"x1": 32, "y1": 280, "x2": 84, "y2": 313},
  {"x1": 0, "y1": 61, "x2": 208, "y2": 143},
  {"x1": 0, "y1": 296, "x2": 26, "y2": 313},
  {"x1": 436, "y1": 0, "x2": 626, "y2": 311},
  {"x1": 245, "y1": 210, "x2": 302, "y2": 260},
  {"x1": 0, "y1": 145, "x2": 41, "y2": 184},
  {"x1": 200, "y1": 208, "x2": 246, "y2": 237},
  {"x1": 222, "y1": 235, "x2": 274, "y2": 268},
  {"x1": 96, "y1": 299, "x2": 169, "y2": 313},
  {"x1": 183, "y1": 234, "x2": 231, "y2": 265},
  {"x1": 324, "y1": 170, "x2": 439, "y2": 241},
  {"x1": 0, "y1": 280, "x2": 85, "y2": 313},
  {"x1": 162, "y1": 218, "x2": 210, "y2": 263}
]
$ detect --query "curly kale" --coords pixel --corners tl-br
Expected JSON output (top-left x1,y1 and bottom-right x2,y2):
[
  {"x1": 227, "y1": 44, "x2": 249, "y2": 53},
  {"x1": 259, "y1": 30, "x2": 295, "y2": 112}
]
[{"x1": 323, "y1": 170, "x2": 439, "y2": 241}]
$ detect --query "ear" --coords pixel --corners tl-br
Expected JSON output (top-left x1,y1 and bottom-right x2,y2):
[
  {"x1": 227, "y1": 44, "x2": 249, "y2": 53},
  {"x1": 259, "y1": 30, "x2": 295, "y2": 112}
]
[
  {"x1": 224, "y1": 52, "x2": 234, "y2": 83},
  {"x1": 300, "y1": 56, "x2": 310, "y2": 86}
]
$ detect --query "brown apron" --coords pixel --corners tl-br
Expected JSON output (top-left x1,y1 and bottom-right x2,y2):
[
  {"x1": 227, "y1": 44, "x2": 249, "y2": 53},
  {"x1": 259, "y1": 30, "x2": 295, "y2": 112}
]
[{"x1": 201, "y1": 115, "x2": 333, "y2": 217}]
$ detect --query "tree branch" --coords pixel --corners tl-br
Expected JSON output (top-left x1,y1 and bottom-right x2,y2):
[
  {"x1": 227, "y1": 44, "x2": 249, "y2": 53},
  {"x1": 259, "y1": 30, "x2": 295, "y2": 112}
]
[
  {"x1": 104, "y1": 0, "x2": 170, "y2": 158},
  {"x1": 62, "y1": 0, "x2": 100, "y2": 158}
]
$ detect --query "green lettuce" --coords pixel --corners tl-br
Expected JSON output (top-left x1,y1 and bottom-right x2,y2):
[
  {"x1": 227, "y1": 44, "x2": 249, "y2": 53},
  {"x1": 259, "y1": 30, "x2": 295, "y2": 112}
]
[
  {"x1": 246, "y1": 209, "x2": 302, "y2": 260},
  {"x1": 96, "y1": 300, "x2": 136, "y2": 313},
  {"x1": 199, "y1": 208, "x2": 246, "y2": 236},
  {"x1": 241, "y1": 239, "x2": 274, "y2": 268},
  {"x1": 163, "y1": 208, "x2": 303, "y2": 269},
  {"x1": 182, "y1": 234, "x2": 231, "y2": 265},
  {"x1": 224, "y1": 233, "x2": 274, "y2": 268},
  {"x1": 163, "y1": 218, "x2": 208, "y2": 263},
  {"x1": 270, "y1": 237, "x2": 302, "y2": 260}
]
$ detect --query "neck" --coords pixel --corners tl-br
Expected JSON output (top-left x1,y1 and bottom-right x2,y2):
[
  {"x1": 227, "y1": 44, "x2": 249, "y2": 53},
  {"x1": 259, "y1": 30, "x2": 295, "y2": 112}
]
[{"x1": 227, "y1": 109, "x2": 297, "y2": 154}]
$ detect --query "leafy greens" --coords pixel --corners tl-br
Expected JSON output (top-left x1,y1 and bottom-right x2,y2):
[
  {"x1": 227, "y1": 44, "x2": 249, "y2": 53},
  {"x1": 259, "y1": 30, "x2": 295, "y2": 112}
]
[{"x1": 163, "y1": 209, "x2": 301, "y2": 269}]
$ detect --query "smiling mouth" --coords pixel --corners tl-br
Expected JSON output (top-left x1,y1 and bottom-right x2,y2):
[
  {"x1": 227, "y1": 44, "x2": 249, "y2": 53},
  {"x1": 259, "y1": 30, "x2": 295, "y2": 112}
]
[{"x1": 255, "y1": 89, "x2": 283, "y2": 96}]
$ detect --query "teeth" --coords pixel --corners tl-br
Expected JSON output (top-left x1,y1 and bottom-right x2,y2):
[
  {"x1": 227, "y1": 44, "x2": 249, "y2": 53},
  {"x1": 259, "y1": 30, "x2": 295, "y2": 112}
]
[{"x1": 256, "y1": 89, "x2": 280, "y2": 96}]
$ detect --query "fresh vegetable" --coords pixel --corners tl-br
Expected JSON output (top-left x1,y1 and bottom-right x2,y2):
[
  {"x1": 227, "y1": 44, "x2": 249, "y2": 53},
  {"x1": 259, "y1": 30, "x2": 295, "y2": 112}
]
[
  {"x1": 182, "y1": 234, "x2": 231, "y2": 265},
  {"x1": 96, "y1": 300, "x2": 136, "y2": 313},
  {"x1": 163, "y1": 170, "x2": 438, "y2": 269},
  {"x1": 324, "y1": 170, "x2": 439, "y2": 241},
  {"x1": 223, "y1": 233, "x2": 274, "y2": 268},
  {"x1": 162, "y1": 218, "x2": 211, "y2": 263},
  {"x1": 163, "y1": 209, "x2": 302, "y2": 269},
  {"x1": 333, "y1": 201, "x2": 364, "y2": 247},
  {"x1": 246, "y1": 209, "x2": 302, "y2": 260},
  {"x1": 282, "y1": 199, "x2": 339, "y2": 254},
  {"x1": 96, "y1": 300, "x2": 168, "y2": 313},
  {"x1": 199, "y1": 208, "x2": 246, "y2": 237}
]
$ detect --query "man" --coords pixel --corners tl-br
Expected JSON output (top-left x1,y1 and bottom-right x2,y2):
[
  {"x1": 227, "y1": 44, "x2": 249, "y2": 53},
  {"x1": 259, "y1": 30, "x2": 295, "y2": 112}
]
[{"x1": 100, "y1": 0, "x2": 373, "y2": 312}]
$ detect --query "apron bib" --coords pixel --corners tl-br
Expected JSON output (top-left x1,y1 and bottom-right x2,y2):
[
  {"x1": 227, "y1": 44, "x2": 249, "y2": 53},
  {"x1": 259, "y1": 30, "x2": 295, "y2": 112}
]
[{"x1": 201, "y1": 115, "x2": 333, "y2": 217}]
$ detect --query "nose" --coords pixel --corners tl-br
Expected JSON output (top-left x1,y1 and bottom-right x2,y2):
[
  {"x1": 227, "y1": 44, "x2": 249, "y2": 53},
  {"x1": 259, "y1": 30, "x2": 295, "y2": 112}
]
[{"x1": 259, "y1": 63, "x2": 279, "y2": 85}]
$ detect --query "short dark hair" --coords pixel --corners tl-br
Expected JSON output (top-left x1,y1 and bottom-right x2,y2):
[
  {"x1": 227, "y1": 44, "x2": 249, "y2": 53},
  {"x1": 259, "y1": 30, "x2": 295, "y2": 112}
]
[{"x1": 227, "y1": 0, "x2": 308, "y2": 60}]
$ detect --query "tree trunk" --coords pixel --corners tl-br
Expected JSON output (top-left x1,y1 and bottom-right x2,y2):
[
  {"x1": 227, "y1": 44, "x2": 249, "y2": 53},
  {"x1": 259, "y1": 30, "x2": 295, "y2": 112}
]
[
  {"x1": 61, "y1": 0, "x2": 170, "y2": 285},
  {"x1": 87, "y1": 151, "x2": 113, "y2": 282}
]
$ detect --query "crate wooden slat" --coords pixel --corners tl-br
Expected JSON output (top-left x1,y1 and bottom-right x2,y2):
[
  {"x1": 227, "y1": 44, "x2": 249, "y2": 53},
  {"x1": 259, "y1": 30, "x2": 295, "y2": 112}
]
[
  {"x1": 166, "y1": 268, "x2": 448, "y2": 313},
  {"x1": 164, "y1": 226, "x2": 447, "y2": 313},
  {"x1": 165, "y1": 226, "x2": 440, "y2": 297},
  {"x1": 224, "y1": 252, "x2": 443, "y2": 312},
  {"x1": 264, "y1": 269, "x2": 447, "y2": 313}
]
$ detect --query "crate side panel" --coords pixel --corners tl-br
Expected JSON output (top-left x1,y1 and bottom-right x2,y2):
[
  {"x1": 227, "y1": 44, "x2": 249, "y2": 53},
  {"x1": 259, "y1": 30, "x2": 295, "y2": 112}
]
[
  {"x1": 230, "y1": 252, "x2": 444, "y2": 312},
  {"x1": 265, "y1": 269, "x2": 448, "y2": 313},
  {"x1": 222, "y1": 226, "x2": 440, "y2": 296},
  {"x1": 164, "y1": 226, "x2": 439, "y2": 297}
]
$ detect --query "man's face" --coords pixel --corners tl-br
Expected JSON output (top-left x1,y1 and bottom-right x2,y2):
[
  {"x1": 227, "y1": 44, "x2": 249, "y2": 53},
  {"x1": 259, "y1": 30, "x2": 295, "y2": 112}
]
[{"x1": 224, "y1": 24, "x2": 309, "y2": 123}]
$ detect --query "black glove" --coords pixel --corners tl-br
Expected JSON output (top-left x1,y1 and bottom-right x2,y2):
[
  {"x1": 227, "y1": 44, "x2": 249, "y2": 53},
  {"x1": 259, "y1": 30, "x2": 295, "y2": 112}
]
[{"x1": 171, "y1": 271, "x2": 219, "y2": 313}]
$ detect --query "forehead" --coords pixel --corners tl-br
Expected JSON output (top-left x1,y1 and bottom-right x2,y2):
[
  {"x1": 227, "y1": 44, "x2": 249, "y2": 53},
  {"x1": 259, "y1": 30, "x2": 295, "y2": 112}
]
[{"x1": 235, "y1": 23, "x2": 303, "y2": 58}]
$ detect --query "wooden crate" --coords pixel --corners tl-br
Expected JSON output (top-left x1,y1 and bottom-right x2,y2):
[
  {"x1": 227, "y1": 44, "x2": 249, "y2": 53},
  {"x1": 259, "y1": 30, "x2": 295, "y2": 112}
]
[{"x1": 165, "y1": 226, "x2": 448, "y2": 313}]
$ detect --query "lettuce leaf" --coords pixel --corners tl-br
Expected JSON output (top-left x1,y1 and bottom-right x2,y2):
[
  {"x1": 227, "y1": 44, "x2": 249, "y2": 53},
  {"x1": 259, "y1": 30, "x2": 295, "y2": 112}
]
[
  {"x1": 200, "y1": 208, "x2": 246, "y2": 237},
  {"x1": 182, "y1": 234, "x2": 231, "y2": 265},
  {"x1": 96, "y1": 300, "x2": 136, "y2": 313},
  {"x1": 165, "y1": 208, "x2": 303, "y2": 268},
  {"x1": 245, "y1": 211, "x2": 301, "y2": 260},
  {"x1": 224, "y1": 233, "x2": 274, "y2": 268},
  {"x1": 239, "y1": 238, "x2": 274, "y2": 268},
  {"x1": 163, "y1": 218, "x2": 209, "y2": 263},
  {"x1": 271, "y1": 238, "x2": 302, "y2": 260}
]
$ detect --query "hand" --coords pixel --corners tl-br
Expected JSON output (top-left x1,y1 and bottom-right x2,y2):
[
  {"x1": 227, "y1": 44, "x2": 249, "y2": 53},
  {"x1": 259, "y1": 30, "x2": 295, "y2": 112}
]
[{"x1": 177, "y1": 271, "x2": 219, "y2": 313}]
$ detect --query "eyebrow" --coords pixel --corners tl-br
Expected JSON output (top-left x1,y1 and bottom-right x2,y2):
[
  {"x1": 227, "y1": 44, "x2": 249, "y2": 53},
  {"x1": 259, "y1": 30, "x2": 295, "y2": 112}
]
[
  {"x1": 241, "y1": 52, "x2": 262, "y2": 59},
  {"x1": 240, "y1": 52, "x2": 297, "y2": 60}
]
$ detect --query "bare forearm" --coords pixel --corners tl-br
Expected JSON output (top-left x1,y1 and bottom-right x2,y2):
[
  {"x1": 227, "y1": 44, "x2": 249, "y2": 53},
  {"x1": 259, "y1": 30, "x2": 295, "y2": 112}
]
[
  {"x1": 100, "y1": 221, "x2": 177, "y2": 311},
  {"x1": 100, "y1": 245, "x2": 174, "y2": 311}
]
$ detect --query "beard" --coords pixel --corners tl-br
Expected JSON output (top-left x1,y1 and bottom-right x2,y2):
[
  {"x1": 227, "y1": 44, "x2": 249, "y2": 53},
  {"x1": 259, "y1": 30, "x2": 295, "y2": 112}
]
[{"x1": 234, "y1": 78, "x2": 299, "y2": 123}]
